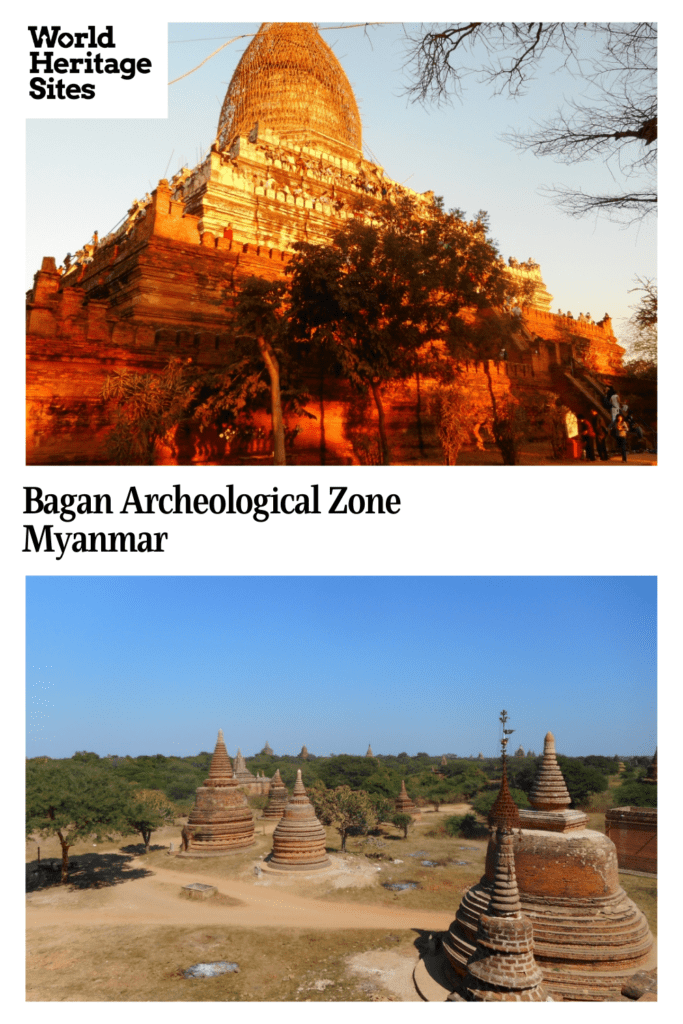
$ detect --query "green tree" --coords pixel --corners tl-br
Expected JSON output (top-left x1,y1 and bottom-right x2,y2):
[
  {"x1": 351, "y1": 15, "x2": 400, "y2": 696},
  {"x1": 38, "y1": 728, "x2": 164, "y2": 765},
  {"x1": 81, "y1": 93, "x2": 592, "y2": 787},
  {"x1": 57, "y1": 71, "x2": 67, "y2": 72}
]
[
  {"x1": 287, "y1": 197, "x2": 519, "y2": 465},
  {"x1": 228, "y1": 276, "x2": 312, "y2": 465},
  {"x1": 444, "y1": 812, "x2": 479, "y2": 838},
  {"x1": 124, "y1": 789, "x2": 176, "y2": 854},
  {"x1": 308, "y1": 784, "x2": 377, "y2": 853},
  {"x1": 26, "y1": 762, "x2": 134, "y2": 883},
  {"x1": 556, "y1": 758, "x2": 608, "y2": 806},
  {"x1": 102, "y1": 358, "x2": 197, "y2": 464},
  {"x1": 391, "y1": 812, "x2": 413, "y2": 839},
  {"x1": 612, "y1": 778, "x2": 657, "y2": 808}
]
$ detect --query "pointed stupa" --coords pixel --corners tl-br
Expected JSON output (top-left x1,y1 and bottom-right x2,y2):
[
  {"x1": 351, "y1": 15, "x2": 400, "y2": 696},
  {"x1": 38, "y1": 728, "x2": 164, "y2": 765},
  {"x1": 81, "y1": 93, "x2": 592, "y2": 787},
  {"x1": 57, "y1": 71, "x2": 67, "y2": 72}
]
[
  {"x1": 528, "y1": 732, "x2": 571, "y2": 810},
  {"x1": 233, "y1": 747, "x2": 256, "y2": 785},
  {"x1": 178, "y1": 729, "x2": 254, "y2": 856},
  {"x1": 462, "y1": 829, "x2": 548, "y2": 1002},
  {"x1": 299, "y1": 744, "x2": 309, "y2": 759},
  {"x1": 643, "y1": 747, "x2": 657, "y2": 784},
  {"x1": 269, "y1": 769, "x2": 330, "y2": 871},
  {"x1": 366, "y1": 744, "x2": 374, "y2": 757},
  {"x1": 216, "y1": 23, "x2": 362, "y2": 158},
  {"x1": 395, "y1": 779, "x2": 416, "y2": 815},
  {"x1": 263, "y1": 768, "x2": 289, "y2": 819},
  {"x1": 488, "y1": 757, "x2": 520, "y2": 832},
  {"x1": 261, "y1": 740, "x2": 274, "y2": 756},
  {"x1": 445, "y1": 727, "x2": 655, "y2": 999}
]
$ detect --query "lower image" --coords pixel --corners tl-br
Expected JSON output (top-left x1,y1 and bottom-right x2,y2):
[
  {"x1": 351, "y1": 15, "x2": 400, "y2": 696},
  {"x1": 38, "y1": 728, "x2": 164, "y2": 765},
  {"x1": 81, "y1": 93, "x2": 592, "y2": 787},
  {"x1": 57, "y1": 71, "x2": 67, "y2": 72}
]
[{"x1": 26, "y1": 576, "x2": 657, "y2": 1002}]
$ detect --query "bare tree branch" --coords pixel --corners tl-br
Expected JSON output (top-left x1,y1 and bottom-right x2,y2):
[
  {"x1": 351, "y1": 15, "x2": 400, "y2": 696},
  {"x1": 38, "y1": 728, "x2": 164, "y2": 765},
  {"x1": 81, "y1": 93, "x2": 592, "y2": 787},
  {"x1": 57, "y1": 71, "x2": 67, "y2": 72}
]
[{"x1": 403, "y1": 23, "x2": 657, "y2": 225}]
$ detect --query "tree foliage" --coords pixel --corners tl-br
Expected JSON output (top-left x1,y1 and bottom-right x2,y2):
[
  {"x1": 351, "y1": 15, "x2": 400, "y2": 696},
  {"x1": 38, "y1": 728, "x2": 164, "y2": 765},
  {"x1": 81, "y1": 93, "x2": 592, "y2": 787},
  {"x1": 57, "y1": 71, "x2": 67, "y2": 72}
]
[
  {"x1": 102, "y1": 358, "x2": 198, "y2": 465},
  {"x1": 287, "y1": 197, "x2": 521, "y2": 463},
  {"x1": 26, "y1": 761, "x2": 135, "y2": 882},
  {"x1": 308, "y1": 784, "x2": 377, "y2": 852},
  {"x1": 391, "y1": 812, "x2": 413, "y2": 839},
  {"x1": 124, "y1": 789, "x2": 176, "y2": 854},
  {"x1": 611, "y1": 778, "x2": 657, "y2": 808},
  {"x1": 405, "y1": 23, "x2": 657, "y2": 224}
]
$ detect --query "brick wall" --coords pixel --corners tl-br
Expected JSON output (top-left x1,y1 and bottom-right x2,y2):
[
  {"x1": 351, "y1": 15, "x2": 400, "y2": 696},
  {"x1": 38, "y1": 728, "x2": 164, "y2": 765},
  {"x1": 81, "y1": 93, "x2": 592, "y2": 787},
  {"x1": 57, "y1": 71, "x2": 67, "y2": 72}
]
[{"x1": 605, "y1": 807, "x2": 657, "y2": 874}]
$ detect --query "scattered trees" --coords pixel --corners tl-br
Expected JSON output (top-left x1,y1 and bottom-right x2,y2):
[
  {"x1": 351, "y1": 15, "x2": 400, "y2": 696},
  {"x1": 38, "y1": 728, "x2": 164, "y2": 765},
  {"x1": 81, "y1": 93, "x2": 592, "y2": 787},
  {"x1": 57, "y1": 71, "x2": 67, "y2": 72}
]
[{"x1": 404, "y1": 23, "x2": 657, "y2": 224}]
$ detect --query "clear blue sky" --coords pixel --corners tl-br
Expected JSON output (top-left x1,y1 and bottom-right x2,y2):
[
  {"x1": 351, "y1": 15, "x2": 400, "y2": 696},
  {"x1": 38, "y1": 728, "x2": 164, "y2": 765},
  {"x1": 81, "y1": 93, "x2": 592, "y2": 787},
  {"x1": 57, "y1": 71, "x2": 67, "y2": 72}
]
[
  {"x1": 26, "y1": 576, "x2": 656, "y2": 760},
  {"x1": 26, "y1": 21, "x2": 656, "y2": 341}
]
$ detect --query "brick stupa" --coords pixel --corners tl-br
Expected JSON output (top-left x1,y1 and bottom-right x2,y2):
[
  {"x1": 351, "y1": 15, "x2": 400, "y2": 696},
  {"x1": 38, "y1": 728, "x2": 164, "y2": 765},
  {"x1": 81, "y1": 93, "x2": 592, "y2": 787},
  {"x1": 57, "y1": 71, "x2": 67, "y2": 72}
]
[
  {"x1": 233, "y1": 748, "x2": 256, "y2": 785},
  {"x1": 458, "y1": 829, "x2": 548, "y2": 1002},
  {"x1": 444, "y1": 728, "x2": 655, "y2": 1000},
  {"x1": 269, "y1": 770, "x2": 330, "y2": 871},
  {"x1": 643, "y1": 748, "x2": 657, "y2": 784},
  {"x1": 177, "y1": 729, "x2": 254, "y2": 857},
  {"x1": 263, "y1": 768, "x2": 289, "y2": 819},
  {"x1": 395, "y1": 779, "x2": 417, "y2": 815}
]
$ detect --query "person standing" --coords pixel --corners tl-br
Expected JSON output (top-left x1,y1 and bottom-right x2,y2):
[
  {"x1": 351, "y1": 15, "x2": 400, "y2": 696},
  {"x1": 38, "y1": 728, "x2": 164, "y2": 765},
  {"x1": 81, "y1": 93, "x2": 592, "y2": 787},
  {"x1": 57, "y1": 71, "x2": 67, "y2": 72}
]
[
  {"x1": 614, "y1": 413, "x2": 629, "y2": 462},
  {"x1": 590, "y1": 409, "x2": 609, "y2": 461},
  {"x1": 578, "y1": 416, "x2": 596, "y2": 461}
]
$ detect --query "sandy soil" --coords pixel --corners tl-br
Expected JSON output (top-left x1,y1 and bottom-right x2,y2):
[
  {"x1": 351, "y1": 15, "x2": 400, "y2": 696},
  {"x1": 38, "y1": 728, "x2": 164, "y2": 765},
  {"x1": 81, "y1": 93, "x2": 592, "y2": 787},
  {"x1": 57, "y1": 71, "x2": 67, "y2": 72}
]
[{"x1": 27, "y1": 856, "x2": 454, "y2": 933}]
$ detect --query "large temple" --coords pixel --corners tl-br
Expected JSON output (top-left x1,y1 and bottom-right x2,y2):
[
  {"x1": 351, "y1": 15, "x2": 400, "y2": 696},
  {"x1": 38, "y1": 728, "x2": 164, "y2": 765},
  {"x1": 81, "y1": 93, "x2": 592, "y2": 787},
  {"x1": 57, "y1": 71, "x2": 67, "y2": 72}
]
[{"x1": 27, "y1": 22, "x2": 630, "y2": 465}]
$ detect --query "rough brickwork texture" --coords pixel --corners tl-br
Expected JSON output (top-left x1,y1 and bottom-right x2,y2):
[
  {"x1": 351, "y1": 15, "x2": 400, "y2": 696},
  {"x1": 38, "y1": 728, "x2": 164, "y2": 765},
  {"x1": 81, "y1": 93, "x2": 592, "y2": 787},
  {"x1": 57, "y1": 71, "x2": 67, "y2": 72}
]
[
  {"x1": 269, "y1": 770, "x2": 330, "y2": 871},
  {"x1": 263, "y1": 768, "x2": 289, "y2": 819},
  {"x1": 605, "y1": 807, "x2": 657, "y2": 874},
  {"x1": 461, "y1": 829, "x2": 548, "y2": 1001},
  {"x1": 178, "y1": 730, "x2": 255, "y2": 857},
  {"x1": 444, "y1": 729, "x2": 655, "y2": 1001}
]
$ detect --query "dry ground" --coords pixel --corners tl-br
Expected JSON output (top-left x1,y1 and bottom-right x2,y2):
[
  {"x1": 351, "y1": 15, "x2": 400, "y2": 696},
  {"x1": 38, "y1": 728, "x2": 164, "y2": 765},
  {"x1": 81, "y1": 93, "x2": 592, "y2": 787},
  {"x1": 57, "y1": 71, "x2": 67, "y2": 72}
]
[{"x1": 26, "y1": 803, "x2": 656, "y2": 1000}]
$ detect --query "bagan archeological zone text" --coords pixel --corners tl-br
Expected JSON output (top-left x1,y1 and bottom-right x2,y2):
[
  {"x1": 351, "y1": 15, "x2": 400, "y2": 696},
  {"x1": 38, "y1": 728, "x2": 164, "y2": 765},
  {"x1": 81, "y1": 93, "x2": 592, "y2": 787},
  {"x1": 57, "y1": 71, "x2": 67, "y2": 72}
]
[
  {"x1": 23, "y1": 485, "x2": 401, "y2": 558},
  {"x1": 28, "y1": 26, "x2": 151, "y2": 99}
]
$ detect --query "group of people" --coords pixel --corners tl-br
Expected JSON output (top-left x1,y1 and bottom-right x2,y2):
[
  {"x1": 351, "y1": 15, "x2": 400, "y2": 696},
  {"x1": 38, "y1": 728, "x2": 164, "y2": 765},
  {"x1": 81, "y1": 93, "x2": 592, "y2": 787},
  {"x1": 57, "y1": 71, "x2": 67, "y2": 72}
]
[{"x1": 578, "y1": 385, "x2": 644, "y2": 464}]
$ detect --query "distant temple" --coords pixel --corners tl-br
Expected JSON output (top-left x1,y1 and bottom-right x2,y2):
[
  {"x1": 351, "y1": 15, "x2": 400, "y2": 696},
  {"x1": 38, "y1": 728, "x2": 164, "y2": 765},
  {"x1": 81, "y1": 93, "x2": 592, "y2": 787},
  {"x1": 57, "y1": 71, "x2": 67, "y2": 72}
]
[{"x1": 26, "y1": 22, "x2": 630, "y2": 466}]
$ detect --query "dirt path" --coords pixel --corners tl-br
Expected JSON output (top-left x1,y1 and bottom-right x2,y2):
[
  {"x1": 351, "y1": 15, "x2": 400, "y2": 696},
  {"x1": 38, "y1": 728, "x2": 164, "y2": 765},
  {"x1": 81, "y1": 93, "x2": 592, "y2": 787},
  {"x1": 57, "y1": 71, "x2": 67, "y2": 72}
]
[{"x1": 27, "y1": 859, "x2": 454, "y2": 934}]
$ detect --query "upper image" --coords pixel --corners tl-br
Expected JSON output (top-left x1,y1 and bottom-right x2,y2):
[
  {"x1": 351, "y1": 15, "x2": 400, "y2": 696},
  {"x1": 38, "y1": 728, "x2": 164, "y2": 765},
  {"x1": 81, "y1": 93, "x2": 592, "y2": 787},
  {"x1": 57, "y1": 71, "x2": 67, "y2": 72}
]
[{"x1": 26, "y1": 22, "x2": 657, "y2": 466}]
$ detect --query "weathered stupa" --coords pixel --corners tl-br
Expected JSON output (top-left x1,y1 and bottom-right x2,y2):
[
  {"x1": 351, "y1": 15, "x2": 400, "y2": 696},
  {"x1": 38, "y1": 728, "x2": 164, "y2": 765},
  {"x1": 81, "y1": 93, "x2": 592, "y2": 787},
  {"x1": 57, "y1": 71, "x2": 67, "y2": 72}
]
[
  {"x1": 459, "y1": 829, "x2": 548, "y2": 1001},
  {"x1": 395, "y1": 779, "x2": 417, "y2": 815},
  {"x1": 269, "y1": 770, "x2": 330, "y2": 871},
  {"x1": 643, "y1": 748, "x2": 657, "y2": 784},
  {"x1": 365, "y1": 744, "x2": 374, "y2": 757},
  {"x1": 177, "y1": 729, "x2": 255, "y2": 857},
  {"x1": 233, "y1": 748, "x2": 255, "y2": 784},
  {"x1": 263, "y1": 768, "x2": 289, "y2": 819},
  {"x1": 444, "y1": 728, "x2": 655, "y2": 1000}
]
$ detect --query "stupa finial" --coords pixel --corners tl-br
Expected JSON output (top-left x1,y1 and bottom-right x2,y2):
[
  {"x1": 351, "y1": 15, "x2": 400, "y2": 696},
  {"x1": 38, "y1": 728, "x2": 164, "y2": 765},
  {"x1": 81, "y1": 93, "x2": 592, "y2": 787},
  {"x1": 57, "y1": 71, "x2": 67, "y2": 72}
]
[{"x1": 488, "y1": 711, "x2": 520, "y2": 831}]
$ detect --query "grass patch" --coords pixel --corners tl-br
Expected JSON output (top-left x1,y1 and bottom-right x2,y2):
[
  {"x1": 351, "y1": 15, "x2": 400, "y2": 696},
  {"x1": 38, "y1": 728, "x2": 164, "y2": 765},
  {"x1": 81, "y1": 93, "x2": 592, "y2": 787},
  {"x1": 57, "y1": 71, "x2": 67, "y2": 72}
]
[
  {"x1": 26, "y1": 924, "x2": 418, "y2": 1001},
  {"x1": 620, "y1": 874, "x2": 657, "y2": 937}
]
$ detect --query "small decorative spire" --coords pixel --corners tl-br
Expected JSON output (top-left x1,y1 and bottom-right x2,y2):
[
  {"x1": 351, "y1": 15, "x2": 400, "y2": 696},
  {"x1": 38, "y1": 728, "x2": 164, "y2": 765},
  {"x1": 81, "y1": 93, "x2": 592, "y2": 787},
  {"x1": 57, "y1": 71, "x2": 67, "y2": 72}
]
[{"x1": 529, "y1": 731, "x2": 571, "y2": 810}]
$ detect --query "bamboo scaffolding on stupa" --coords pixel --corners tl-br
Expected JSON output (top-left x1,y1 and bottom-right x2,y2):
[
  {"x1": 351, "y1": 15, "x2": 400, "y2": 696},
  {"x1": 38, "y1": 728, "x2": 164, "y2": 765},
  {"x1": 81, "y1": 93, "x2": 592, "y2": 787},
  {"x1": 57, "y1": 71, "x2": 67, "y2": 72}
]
[{"x1": 216, "y1": 23, "x2": 362, "y2": 157}]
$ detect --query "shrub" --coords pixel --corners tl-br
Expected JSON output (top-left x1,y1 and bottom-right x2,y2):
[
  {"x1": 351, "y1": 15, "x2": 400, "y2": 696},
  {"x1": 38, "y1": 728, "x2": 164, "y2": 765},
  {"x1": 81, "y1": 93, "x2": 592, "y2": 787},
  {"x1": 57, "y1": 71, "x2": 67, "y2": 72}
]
[{"x1": 444, "y1": 813, "x2": 480, "y2": 838}]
